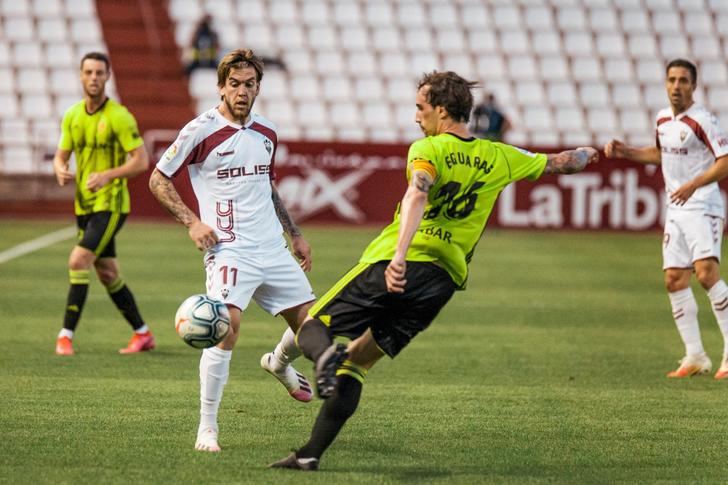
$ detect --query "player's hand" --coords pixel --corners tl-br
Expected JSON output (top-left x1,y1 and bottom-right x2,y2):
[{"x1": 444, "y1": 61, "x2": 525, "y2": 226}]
[
  {"x1": 603, "y1": 139, "x2": 625, "y2": 159},
  {"x1": 189, "y1": 220, "x2": 218, "y2": 251},
  {"x1": 86, "y1": 171, "x2": 112, "y2": 192},
  {"x1": 576, "y1": 147, "x2": 600, "y2": 165},
  {"x1": 53, "y1": 164, "x2": 74, "y2": 186},
  {"x1": 291, "y1": 235, "x2": 312, "y2": 272},
  {"x1": 670, "y1": 180, "x2": 699, "y2": 205},
  {"x1": 385, "y1": 255, "x2": 407, "y2": 293}
]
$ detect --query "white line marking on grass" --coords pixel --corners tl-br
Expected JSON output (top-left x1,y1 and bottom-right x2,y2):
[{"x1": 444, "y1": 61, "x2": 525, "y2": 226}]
[{"x1": 0, "y1": 225, "x2": 76, "y2": 264}]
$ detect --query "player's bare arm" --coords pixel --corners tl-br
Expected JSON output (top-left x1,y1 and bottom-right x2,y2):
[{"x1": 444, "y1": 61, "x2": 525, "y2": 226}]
[
  {"x1": 385, "y1": 168, "x2": 433, "y2": 294},
  {"x1": 149, "y1": 168, "x2": 218, "y2": 251},
  {"x1": 87, "y1": 145, "x2": 150, "y2": 192},
  {"x1": 271, "y1": 184, "x2": 312, "y2": 271},
  {"x1": 52, "y1": 149, "x2": 74, "y2": 186},
  {"x1": 544, "y1": 147, "x2": 599, "y2": 174},
  {"x1": 671, "y1": 154, "x2": 728, "y2": 205},
  {"x1": 604, "y1": 139, "x2": 661, "y2": 164}
]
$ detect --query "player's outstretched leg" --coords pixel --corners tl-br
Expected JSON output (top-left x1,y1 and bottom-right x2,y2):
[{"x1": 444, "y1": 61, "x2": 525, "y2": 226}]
[{"x1": 260, "y1": 327, "x2": 313, "y2": 402}]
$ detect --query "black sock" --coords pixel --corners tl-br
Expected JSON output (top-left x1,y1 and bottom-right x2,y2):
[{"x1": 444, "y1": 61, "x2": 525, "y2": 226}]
[
  {"x1": 297, "y1": 374, "x2": 363, "y2": 459},
  {"x1": 63, "y1": 270, "x2": 90, "y2": 332},
  {"x1": 107, "y1": 278, "x2": 145, "y2": 330},
  {"x1": 297, "y1": 319, "x2": 333, "y2": 362}
]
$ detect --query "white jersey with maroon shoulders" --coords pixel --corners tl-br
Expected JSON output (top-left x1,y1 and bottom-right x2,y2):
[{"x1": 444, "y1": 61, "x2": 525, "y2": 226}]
[
  {"x1": 655, "y1": 103, "x2": 728, "y2": 215},
  {"x1": 156, "y1": 108, "x2": 283, "y2": 248}
]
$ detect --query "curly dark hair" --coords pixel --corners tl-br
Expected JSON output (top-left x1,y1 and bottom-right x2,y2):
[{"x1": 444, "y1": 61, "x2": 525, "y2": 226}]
[{"x1": 417, "y1": 71, "x2": 479, "y2": 123}]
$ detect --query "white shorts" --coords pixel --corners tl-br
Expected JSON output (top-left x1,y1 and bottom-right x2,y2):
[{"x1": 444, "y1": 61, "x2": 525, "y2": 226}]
[
  {"x1": 663, "y1": 209, "x2": 724, "y2": 270},
  {"x1": 204, "y1": 239, "x2": 315, "y2": 315}
]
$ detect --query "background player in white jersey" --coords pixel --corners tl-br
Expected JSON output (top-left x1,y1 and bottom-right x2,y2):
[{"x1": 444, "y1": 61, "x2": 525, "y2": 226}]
[
  {"x1": 149, "y1": 49, "x2": 316, "y2": 452},
  {"x1": 605, "y1": 59, "x2": 728, "y2": 379}
]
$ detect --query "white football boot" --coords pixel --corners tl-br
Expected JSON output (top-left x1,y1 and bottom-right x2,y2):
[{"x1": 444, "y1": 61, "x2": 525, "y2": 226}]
[{"x1": 260, "y1": 352, "x2": 313, "y2": 402}]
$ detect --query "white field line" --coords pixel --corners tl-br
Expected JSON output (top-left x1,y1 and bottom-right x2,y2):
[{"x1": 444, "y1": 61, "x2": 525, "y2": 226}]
[{"x1": 0, "y1": 225, "x2": 76, "y2": 264}]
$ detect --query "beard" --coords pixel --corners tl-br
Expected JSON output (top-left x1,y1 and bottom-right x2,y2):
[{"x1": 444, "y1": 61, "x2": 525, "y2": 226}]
[{"x1": 224, "y1": 97, "x2": 252, "y2": 124}]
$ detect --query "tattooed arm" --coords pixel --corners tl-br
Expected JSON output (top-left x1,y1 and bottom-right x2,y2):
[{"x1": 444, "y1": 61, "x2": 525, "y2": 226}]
[
  {"x1": 544, "y1": 147, "x2": 599, "y2": 174},
  {"x1": 271, "y1": 184, "x2": 311, "y2": 272},
  {"x1": 149, "y1": 168, "x2": 218, "y2": 251},
  {"x1": 385, "y1": 169, "x2": 433, "y2": 294}
]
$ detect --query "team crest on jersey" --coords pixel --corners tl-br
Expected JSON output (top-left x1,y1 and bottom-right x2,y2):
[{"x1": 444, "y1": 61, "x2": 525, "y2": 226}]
[
  {"x1": 221, "y1": 288, "x2": 229, "y2": 299},
  {"x1": 165, "y1": 143, "x2": 178, "y2": 161},
  {"x1": 680, "y1": 130, "x2": 687, "y2": 142},
  {"x1": 97, "y1": 120, "x2": 107, "y2": 133},
  {"x1": 264, "y1": 139, "x2": 272, "y2": 154}
]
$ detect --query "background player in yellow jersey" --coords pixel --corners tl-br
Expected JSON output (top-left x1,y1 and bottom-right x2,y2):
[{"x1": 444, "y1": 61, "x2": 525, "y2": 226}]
[
  {"x1": 52, "y1": 52, "x2": 153, "y2": 356},
  {"x1": 270, "y1": 71, "x2": 599, "y2": 471}
]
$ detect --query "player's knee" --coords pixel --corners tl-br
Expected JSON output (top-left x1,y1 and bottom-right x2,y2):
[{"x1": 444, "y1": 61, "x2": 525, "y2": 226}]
[
  {"x1": 68, "y1": 252, "x2": 94, "y2": 271},
  {"x1": 695, "y1": 267, "x2": 720, "y2": 290},
  {"x1": 97, "y1": 271, "x2": 117, "y2": 286},
  {"x1": 664, "y1": 270, "x2": 689, "y2": 293}
]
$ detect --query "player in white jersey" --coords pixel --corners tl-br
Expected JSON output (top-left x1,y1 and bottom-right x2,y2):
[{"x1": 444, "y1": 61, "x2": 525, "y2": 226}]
[
  {"x1": 605, "y1": 59, "x2": 728, "y2": 379},
  {"x1": 149, "y1": 49, "x2": 315, "y2": 452}
]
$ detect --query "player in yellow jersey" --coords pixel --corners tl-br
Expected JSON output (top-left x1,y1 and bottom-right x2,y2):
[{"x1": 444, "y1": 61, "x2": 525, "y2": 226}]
[
  {"x1": 52, "y1": 52, "x2": 153, "y2": 356},
  {"x1": 270, "y1": 71, "x2": 599, "y2": 471}
]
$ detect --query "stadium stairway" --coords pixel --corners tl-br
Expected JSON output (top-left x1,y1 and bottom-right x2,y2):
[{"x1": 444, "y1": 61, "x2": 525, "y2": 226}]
[{"x1": 95, "y1": 0, "x2": 194, "y2": 131}]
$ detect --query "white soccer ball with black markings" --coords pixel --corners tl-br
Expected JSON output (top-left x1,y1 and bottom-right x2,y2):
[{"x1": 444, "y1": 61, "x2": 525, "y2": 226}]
[{"x1": 175, "y1": 294, "x2": 230, "y2": 349}]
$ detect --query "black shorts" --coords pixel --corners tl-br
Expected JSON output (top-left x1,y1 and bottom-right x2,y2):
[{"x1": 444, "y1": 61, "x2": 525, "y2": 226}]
[
  {"x1": 75, "y1": 212, "x2": 127, "y2": 258},
  {"x1": 309, "y1": 261, "x2": 456, "y2": 358}
]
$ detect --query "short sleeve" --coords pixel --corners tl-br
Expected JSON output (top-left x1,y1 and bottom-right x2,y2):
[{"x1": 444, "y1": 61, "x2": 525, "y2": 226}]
[
  {"x1": 113, "y1": 107, "x2": 144, "y2": 153},
  {"x1": 155, "y1": 120, "x2": 202, "y2": 178},
  {"x1": 706, "y1": 113, "x2": 728, "y2": 159},
  {"x1": 406, "y1": 138, "x2": 439, "y2": 182},
  {"x1": 496, "y1": 143, "x2": 548, "y2": 182},
  {"x1": 57, "y1": 110, "x2": 73, "y2": 151}
]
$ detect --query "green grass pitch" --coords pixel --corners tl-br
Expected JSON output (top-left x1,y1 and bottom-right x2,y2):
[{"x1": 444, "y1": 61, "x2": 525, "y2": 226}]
[{"x1": 1, "y1": 218, "x2": 727, "y2": 484}]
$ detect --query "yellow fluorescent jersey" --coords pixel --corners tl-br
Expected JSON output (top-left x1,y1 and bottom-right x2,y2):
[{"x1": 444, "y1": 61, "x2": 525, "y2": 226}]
[
  {"x1": 360, "y1": 133, "x2": 547, "y2": 288},
  {"x1": 58, "y1": 98, "x2": 144, "y2": 215}
]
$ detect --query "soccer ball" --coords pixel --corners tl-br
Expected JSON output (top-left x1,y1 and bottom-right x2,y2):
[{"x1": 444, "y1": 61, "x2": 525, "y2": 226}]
[{"x1": 174, "y1": 294, "x2": 230, "y2": 349}]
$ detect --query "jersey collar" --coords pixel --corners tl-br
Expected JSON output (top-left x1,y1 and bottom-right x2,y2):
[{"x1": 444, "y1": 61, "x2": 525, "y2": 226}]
[
  {"x1": 444, "y1": 132, "x2": 476, "y2": 142},
  {"x1": 214, "y1": 107, "x2": 256, "y2": 130}
]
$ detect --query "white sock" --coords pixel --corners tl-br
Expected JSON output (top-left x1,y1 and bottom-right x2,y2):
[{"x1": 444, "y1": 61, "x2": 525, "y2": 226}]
[
  {"x1": 669, "y1": 287, "x2": 704, "y2": 356},
  {"x1": 270, "y1": 327, "x2": 302, "y2": 370},
  {"x1": 199, "y1": 346, "x2": 232, "y2": 433},
  {"x1": 58, "y1": 328, "x2": 74, "y2": 339},
  {"x1": 708, "y1": 280, "x2": 728, "y2": 357},
  {"x1": 134, "y1": 325, "x2": 149, "y2": 334}
]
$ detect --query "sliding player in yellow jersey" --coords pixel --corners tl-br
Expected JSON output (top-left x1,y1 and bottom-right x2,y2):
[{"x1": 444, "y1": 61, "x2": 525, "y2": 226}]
[
  {"x1": 270, "y1": 71, "x2": 599, "y2": 471},
  {"x1": 52, "y1": 52, "x2": 153, "y2": 356}
]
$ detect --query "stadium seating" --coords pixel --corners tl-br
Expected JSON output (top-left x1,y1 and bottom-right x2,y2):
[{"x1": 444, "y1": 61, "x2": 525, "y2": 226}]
[
  {"x1": 0, "y1": 0, "x2": 110, "y2": 172},
  {"x1": 177, "y1": 0, "x2": 722, "y2": 147},
  {"x1": 1, "y1": 0, "x2": 728, "y2": 172}
]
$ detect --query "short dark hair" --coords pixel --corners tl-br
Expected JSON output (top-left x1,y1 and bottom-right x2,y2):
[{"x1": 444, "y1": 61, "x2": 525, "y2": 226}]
[
  {"x1": 417, "y1": 71, "x2": 478, "y2": 123},
  {"x1": 666, "y1": 58, "x2": 697, "y2": 84},
  {"x1": 217, "y1": 49, "x2": 264, "y2": 87},
  {"x1": 80, "y1": 52, "x2": 110, "y2": 71}
]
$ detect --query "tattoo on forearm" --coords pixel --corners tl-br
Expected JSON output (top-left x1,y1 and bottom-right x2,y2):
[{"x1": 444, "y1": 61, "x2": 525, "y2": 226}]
[
  {"x1": 412, "y1": 171, "x2": 433, "y2": 193},
  {"x1": 271, "y1": 187, "x2": 301, "y2": 237},
  {"x1": 149, "y1": 172, "x2": 197, "y2": 227},
  {"x1": 544, "y1": 149, "x2": 589, "y2": 174}
]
